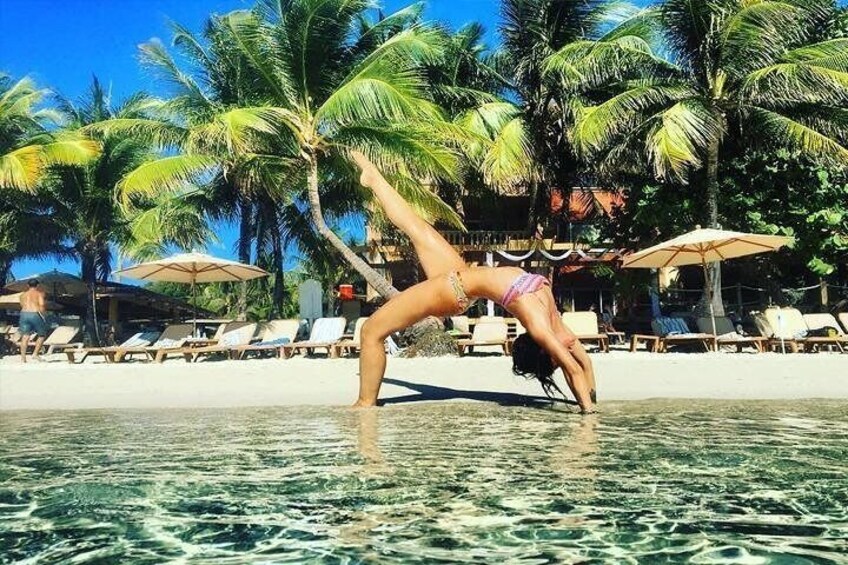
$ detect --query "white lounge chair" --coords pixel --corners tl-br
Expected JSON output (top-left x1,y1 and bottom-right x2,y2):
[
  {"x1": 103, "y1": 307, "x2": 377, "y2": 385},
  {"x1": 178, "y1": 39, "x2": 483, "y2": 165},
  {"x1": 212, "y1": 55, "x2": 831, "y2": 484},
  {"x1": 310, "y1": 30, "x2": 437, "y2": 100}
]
[
  {"x1": 455, "y1": 319, "x2": 508, "y2": 355},
  {"x1": 281, "y1": 317, "x2": 347, "y2": 357},
  {"x1": 802, "y1": 313, "x2": 847, "y2": 353},
  {"x1": 234, "y1": 319, "x2": 301, "y2": 359},
  {"x1": 28, "y1": 325, "x2": 83, "y2": 356},
  {"x1": 111, "y1": 324, "x2": 194, "y2": 362},
  {"x1": 183, "y1": 322, "x2": 258, "y2": 362},
  {"x1": 66, "y1": 331, "x2": 161, "y2": 363},
  {"x1": 695, "y1": 316, "x2": 766, "y2": 353},
  {"x1": 561, "y1": 311, "x2": 609, "y2": 352},
  {"x1": 332, "y1": 317, "x2": 368, "y2": 357}
]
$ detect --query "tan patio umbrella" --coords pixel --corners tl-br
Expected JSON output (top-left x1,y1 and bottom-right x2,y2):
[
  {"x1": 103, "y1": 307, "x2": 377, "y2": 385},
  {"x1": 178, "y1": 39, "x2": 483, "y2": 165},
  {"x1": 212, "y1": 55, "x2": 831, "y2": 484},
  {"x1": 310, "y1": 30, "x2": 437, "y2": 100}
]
[
  {"x1": 114, "y1": 252, "x2": 268, "y2": 333},
  {"x1": 622, "y1": 226, "x2": 793, "y2": 338}
]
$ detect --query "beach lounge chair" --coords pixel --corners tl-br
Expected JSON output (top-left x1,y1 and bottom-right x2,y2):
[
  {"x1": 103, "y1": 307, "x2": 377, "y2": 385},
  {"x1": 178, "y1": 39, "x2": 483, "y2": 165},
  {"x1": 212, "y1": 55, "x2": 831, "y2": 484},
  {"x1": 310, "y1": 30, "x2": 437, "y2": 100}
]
[
  {"x1": 505, "y1": 320, "x2": 527, "y2": 355},
  {"x1": 66, "y1": 331, "x2": 161, "y2": 363},
  {"x1": 838, "y1": 313, "x2": 848, "y2": 334},
  {"x1": 332, "y1": 317, "x2": 368, "y2": 358},
  {"x1": 455, "y1": 319, "x2": 509, "y2": 355},
  {"x1": 111, "y1": 324, "x2": 194, "y2": 362},
  {"x1": 561, "y1": 312, "x2": 609, "y2": 352},
  {"x1": 755, "y1": 307, "x2": 840, "y2": 353},
  {"x1": 448, "y1": 316, "x2": 471, "y2": 338},
  {"x1": 801, "y1": 313, "x2": 847, "y2": 353},
  {"x1": 183, "y1": 322, "x2": 257, "y2": 362},
  {"x1": 281, "y1": 317, "x2": 347, "y2": 358},
  {"x1": 234, "y1": 319, "x2": 301, "y2": 359},
  {"x1": 695, "y1": 317, "x2": 766, "y2": 353},
  {"x1": 31, "y1": 325, "x2": 83, "y2": 356},
  {"x1": 650, "y1": 317, "x2": 714, "y2": 353}
]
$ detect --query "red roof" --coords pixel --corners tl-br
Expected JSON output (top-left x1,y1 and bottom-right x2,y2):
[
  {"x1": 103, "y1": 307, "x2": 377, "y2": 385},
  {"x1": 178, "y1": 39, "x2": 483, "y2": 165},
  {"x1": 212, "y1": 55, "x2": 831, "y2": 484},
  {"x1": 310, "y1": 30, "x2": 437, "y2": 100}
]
[{"x1": 550, "y1": 188, "x2": 624, "y2": 221}]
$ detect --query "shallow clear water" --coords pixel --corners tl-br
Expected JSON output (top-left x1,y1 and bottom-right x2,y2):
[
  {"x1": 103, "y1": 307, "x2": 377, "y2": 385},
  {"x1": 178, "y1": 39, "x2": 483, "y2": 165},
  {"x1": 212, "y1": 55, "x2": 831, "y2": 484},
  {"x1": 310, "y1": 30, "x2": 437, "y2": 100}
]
[{"x1": 1, "y1": 401, "x2": 847, "y2": 564}]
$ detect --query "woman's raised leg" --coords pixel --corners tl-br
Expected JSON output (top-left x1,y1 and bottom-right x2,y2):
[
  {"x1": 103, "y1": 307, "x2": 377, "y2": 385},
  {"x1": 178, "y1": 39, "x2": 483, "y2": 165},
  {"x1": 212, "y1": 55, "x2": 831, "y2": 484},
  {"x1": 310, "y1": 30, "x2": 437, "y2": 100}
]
[
  {"x1": 351, "y1": 151, "x2": 465, "y2": 279},
  {"x1": 355, "y1": 278, "x2": 457, "y2": 406}
]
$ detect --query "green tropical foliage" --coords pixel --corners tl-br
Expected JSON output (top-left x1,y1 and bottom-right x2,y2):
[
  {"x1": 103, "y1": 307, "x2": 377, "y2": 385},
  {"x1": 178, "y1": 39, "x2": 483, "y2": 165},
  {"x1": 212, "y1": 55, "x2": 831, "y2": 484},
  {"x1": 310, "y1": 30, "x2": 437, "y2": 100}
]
[
  {"x1": 5, "y1": 0, "x2": 848, "y2": 327},
  {"x1": 16, "y1": 78, "x2": 209, "y2": 343},
  {"x1": 107, "y1": 0, "x2": 469, "y2": 301},
  {"x1": 550, "y1": 0, "x2": 848, "y2": 312}
]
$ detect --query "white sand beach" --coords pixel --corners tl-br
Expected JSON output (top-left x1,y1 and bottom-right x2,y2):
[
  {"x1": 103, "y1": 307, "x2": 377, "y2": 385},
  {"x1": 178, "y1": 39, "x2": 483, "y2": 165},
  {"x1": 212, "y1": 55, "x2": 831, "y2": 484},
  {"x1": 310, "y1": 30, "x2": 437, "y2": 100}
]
[{"x1": 1, "y1": 352, "x2": 846, "y2": 411}]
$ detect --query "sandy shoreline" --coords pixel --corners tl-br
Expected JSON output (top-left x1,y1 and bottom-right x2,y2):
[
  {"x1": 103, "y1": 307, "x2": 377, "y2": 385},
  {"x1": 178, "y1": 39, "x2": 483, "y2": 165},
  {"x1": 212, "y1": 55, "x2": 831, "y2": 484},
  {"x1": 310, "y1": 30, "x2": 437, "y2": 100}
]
[{"x1": 1, "y1": 352, "x2": 846, "y2": 411}]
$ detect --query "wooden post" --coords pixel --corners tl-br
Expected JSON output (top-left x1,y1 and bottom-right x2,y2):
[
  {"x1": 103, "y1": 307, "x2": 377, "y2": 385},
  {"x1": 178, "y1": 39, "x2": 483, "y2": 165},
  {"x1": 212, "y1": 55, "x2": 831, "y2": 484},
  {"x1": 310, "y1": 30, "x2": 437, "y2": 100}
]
[
  {"x1": 820, "y1": 279, "x2": 829, "y2": 309},
  {"x1": 108, "y1": 297, "x2": 119, "y2": 339}
]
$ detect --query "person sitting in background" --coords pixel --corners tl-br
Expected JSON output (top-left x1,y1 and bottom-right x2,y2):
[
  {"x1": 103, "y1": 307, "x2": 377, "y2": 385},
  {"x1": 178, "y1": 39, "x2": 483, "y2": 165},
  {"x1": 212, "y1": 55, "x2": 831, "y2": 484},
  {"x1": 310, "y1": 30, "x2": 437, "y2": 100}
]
[{"x1": 601, "y1": 305, "x2": 617, "y2": 333}]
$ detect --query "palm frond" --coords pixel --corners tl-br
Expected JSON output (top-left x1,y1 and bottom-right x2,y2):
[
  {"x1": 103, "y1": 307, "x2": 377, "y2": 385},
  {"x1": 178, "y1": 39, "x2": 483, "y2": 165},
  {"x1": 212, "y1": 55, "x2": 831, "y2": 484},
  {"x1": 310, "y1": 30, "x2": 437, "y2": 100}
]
[
  {"x1": 0, "y1": 145, "x2": 42, "y2": 190},
  {"x1": 646, "y1": 99, "x2": 723, "y2": 181},
  {"x1": 118, "y1": 154, "x2": 219, "y2": 202},
  {"x1": 741, "y1": 63, "x2": 848, "y2": 107},
  {"x1": 747, "y1": 106, "x2": 848, "y2": 165}
]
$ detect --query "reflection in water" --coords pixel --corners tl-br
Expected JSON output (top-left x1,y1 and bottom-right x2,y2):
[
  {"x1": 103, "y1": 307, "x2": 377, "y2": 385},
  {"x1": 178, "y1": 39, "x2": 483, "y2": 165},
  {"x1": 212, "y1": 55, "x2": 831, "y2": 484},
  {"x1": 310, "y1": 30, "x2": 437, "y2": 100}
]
[{"x1": 1, "y1": 401, "x2": 847, "y2": 563}]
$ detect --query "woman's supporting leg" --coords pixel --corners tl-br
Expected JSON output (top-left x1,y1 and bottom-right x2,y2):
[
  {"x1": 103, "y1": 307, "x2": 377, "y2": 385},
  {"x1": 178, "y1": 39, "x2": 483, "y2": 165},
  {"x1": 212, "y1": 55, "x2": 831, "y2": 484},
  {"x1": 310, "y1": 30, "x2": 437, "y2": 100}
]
[
  {"x1": 355, "y1": 278, "x2": 456, "y2": 407},
  {"x1": 352, "y1": 151, "x2": 465, "y2": 279}
]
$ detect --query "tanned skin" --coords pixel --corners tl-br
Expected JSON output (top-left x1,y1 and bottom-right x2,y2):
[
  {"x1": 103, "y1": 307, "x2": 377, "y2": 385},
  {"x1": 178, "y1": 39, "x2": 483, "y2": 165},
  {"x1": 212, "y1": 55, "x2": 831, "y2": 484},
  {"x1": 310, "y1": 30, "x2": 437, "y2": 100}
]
[
  {"x1": 350, "y1": 152, "x2": 596, "y2": 412},
  {"x1": 19, "y1": 284, "x2": 47, "y2": 362}
]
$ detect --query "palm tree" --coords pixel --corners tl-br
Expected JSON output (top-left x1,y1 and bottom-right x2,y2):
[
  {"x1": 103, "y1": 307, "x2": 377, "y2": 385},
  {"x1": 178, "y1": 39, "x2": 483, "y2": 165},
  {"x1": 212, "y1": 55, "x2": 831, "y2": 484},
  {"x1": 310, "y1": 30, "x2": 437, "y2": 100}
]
[
  {"x1": 0, "y1": 74, "x2": 98, "y2": 283},
  {"x1": 490, "y1": 0, "x2": 658, "y2": 236},
  {"x1": 554, "y1": 0, "x2": 848, "y2": 313},
  {"x1": 113, "y1": 0, "x2": 463, "y2": 301},
  {"x1": 43, "y1": 78, "x2": 209, "y2": 343}
]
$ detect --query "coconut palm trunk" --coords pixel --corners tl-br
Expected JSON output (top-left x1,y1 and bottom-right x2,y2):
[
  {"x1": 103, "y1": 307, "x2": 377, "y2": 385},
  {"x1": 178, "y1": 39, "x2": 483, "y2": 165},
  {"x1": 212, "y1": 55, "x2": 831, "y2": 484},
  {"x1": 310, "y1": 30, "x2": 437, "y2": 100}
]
[
  {"x1": 704, "y1": 138, "x2": 724, "y2": 316},
  {"x1": 306, "y1": 159, "x2": 399, "y2": 300},
  {"x1": 80, "y1": 247, "x2": 100, "y2": 346}
]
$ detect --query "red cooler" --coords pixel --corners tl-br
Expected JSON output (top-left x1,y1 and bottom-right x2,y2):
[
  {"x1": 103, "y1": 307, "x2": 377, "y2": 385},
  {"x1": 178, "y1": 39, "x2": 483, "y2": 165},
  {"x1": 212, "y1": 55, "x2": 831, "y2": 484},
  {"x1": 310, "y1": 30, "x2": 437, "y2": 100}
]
[{"x1": 339, "y1": 284, "x2": 354, "y2": 300}]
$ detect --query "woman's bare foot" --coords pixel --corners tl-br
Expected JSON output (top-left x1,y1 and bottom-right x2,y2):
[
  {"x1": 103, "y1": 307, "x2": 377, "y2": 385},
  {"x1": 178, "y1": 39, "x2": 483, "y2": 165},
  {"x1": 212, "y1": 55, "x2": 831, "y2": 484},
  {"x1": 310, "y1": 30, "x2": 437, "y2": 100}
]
[
  {"x1": 350, "y1": 150, "x2": 381, "y2": 188},
  {"x1": 352, "y1": 399, "x2": 378, "y2": 408}
]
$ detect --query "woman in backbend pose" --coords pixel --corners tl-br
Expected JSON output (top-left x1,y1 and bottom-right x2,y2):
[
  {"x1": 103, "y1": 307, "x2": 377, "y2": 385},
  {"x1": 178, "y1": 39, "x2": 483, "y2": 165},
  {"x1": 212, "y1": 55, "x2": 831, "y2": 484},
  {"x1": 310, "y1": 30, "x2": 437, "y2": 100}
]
[{"x1": 351, "y1": 152, "x2": 597, "y2": 413}]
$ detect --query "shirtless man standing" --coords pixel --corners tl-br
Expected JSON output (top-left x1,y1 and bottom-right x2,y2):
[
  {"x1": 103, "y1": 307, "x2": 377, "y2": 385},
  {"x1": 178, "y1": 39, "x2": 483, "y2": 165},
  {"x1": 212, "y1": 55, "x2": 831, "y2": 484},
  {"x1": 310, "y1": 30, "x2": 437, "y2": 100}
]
[{"x1": 18, "y1": 279, "x2": 48, "y2": 362}]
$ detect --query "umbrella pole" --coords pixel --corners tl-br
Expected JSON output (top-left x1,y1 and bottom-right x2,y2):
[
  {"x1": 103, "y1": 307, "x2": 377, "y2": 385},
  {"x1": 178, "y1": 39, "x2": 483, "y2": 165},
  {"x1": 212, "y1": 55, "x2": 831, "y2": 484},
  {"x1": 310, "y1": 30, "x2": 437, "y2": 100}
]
[
  {"x1": 702, "y1": 257, "x2": 717, "y2": 352},
  {"x1": 191, "y1": 276, "x2": 197, "y2": 337}
]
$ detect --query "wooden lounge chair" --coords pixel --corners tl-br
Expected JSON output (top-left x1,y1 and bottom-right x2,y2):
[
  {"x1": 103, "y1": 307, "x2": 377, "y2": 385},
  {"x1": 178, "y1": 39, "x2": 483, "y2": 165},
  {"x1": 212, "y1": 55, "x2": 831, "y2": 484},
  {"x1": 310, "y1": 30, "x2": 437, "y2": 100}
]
[
  {"x1": 66, "y1": 331, "x2": 161, "y2": 363},
  {"x1": 505, "y1": 320, "x2": 527, "y2": 355},
  {"x1": 802, "y1": 313, "x2": 847, "y2": 353},
  {"x1": 110, "y1": 324, "x2": 194, "y2": 362},
  {"x1": 455, "y1": 319, "x2": 509, "y2": 355},
  {"x1": 28, "y1": 325, "x2": 83, "y2": 356},
  {"x1": 234, "y1": 319, "x2": 301, "y2": 359},
  {"x1": 332, "y1": 317, "x2": 368, "y2": 358},
  {"x1": 650, "y1": 317, "x2": 714, "y2": 353},
  {"x1": 448, "y1": 315, "x2": 472, "y2": 339},
  {"x1": 838, "y1": 313, "x2": 848, "y2": 335},
  {"x1": 757, "y1": 307, "x2": 842, "y2": 353},
  {"x1": 183, "y1": 322, "x2": 257, "y2": 362},
  {"x1": 695, "y1": 317, "x2": 766, "y2": 353},
  {"x1": 561, "y1": 312, "x2": 609, "y2": 352},
  {"x1": 281, "y1": 317, "x2": 347, "y2": 358}
]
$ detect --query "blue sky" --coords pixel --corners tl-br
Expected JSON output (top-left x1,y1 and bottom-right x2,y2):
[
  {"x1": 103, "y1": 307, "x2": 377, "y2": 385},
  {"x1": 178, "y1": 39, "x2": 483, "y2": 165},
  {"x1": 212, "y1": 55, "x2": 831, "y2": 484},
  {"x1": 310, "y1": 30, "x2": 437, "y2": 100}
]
[{"x1": 0, "y1": 0, "x2": 499, "y2": 280}]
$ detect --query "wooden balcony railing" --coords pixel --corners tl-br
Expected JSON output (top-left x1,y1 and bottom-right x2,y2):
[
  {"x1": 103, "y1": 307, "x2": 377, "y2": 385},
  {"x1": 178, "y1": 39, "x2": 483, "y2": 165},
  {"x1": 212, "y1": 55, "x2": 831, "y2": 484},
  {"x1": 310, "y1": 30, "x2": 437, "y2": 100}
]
[{"x1": 369, "y1": 230, "x2": 533, "y2": 249}]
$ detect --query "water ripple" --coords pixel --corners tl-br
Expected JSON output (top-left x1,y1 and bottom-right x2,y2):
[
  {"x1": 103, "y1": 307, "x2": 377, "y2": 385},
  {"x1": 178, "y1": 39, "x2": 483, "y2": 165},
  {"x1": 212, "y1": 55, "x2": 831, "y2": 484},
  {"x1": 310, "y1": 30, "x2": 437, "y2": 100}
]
[{"x1": 1, "y1": 400, "x2": 847, "y2": 563}]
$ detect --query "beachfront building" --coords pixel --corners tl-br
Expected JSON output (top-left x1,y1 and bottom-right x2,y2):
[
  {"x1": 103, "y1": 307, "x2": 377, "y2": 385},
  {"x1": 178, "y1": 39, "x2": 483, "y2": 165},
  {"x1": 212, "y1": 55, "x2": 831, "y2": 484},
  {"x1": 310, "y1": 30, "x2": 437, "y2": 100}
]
[{"x1": 358, "y1": 186, "x2": 627, "y2": 315}]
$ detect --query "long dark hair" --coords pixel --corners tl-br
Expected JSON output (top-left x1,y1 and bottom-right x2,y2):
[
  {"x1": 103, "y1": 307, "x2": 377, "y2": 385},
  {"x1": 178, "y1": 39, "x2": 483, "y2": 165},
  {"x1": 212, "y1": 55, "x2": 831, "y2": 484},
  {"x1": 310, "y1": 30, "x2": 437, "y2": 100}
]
[{"x1": 511, "y1": 333, "x2": 565, "y2": 399}]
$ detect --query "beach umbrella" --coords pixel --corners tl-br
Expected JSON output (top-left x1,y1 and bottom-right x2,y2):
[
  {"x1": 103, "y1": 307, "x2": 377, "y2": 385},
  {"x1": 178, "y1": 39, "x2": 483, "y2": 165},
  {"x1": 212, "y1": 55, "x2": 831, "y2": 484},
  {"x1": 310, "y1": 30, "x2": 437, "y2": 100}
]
[
  {"x1": 622, "y1": 226, "x2": 793, "y2": 339},
  {"x1": 114, "y1": 252, "x2": 268, "y2": 333},
  {"x1": 0, "y1": 292, "x2": 63, "y2": 311},
  {"x1": 5, "y1": 270, "x2": 88, "y2": 298}
]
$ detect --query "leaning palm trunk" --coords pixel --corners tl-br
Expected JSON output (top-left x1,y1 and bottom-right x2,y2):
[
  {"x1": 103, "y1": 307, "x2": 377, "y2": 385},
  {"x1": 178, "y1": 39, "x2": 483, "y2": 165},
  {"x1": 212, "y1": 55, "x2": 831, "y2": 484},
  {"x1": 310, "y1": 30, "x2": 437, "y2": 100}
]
[
  {"x1": 307, "y1": 161, "x2": 399, "y2": 299},
  {"x1": 306, "y1": 160, "x2": 452, "y2": 354}
]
